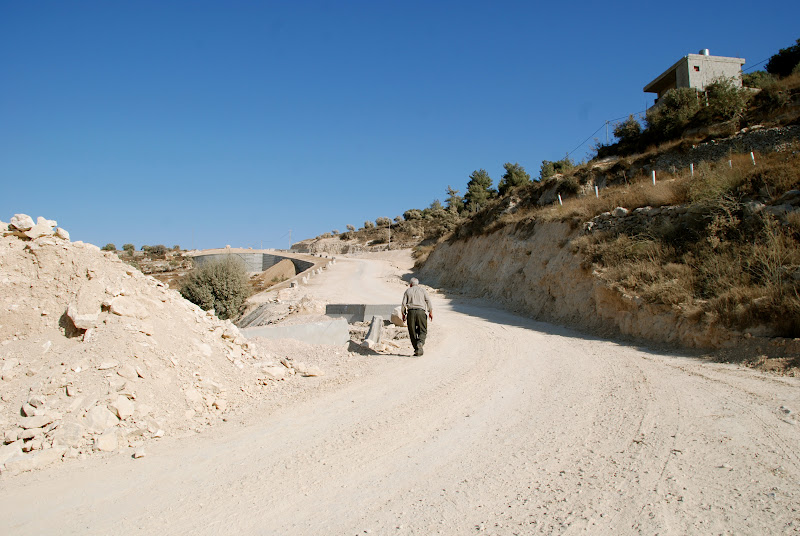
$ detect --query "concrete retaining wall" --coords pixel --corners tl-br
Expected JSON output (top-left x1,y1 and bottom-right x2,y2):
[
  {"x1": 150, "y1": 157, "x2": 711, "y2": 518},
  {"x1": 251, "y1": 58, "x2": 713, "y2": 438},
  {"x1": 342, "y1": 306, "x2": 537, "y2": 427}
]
[
  {"x1": 325, "y1": 304, "x2": 398, "y2": 323},
  {"x1": 192, "y1": 252, "x2": 314, "y2": 274}
]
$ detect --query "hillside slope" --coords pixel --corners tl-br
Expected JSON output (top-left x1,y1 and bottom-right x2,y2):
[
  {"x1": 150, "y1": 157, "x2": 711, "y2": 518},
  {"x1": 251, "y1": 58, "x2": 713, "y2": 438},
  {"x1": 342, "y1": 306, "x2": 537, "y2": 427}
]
[
  {"x1": 420, "y1": 221, "x2": 735, "y2": 348},
  {"x1": 420, "y1": 127, "x2": 800, "y2": 364}
]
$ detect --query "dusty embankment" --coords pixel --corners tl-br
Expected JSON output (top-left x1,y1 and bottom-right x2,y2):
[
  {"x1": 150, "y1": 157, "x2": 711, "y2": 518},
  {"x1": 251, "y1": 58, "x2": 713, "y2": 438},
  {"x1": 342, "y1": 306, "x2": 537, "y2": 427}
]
[{"x1": 420, "y1": 221, "x2": 736, "y2": 348}]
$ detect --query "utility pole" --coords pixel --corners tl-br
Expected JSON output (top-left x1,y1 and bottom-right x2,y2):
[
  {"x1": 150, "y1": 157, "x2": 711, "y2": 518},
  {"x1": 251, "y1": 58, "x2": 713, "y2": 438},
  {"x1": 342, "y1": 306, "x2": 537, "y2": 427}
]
[
  {"x1": 606, "y1": 121, "x2": 609, "y2": 144},
  {"x1": 288, "y1": 229, "x2": 292, "y2": 251}
]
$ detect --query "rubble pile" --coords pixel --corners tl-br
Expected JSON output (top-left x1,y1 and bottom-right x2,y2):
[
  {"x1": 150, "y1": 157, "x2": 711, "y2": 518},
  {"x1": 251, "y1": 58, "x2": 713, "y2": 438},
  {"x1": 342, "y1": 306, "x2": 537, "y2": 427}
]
[{"x1": 0, "y1": 214, "x2": 302, "y2": 474}]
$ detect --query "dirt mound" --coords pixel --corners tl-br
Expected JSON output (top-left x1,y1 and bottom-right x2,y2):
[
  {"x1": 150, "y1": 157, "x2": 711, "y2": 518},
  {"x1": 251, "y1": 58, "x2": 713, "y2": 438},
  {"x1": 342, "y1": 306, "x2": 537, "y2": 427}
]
[{"x1": 0, "y1": 215, "x2": 303, "y2": 474}]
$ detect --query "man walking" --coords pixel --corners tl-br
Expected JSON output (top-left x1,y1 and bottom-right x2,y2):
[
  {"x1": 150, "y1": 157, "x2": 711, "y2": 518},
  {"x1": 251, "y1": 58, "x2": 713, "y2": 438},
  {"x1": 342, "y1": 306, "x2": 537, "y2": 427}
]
[{"x1": 401, "y1": 278, "x2": 433, "y2": 356}]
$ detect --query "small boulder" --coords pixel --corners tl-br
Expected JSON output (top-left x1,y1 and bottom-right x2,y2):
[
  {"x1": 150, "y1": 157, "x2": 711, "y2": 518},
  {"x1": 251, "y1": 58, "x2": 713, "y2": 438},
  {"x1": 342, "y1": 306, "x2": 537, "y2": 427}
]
[
  {"x1": 117, "y1": 364, "x2": 139, "y2": 380},
  {"x1": 390, "y1": 306, "x2": 406, "y2": 327},
  {"x1": 9, "y1": 214, "x2": 35, "y2": 231},
  {"x1": 18, "y1": 415, "x2": 54, "y2": 429},
  {"x1": 110, "y1": 395, "x2": 135, "y2": 420},
  {"x1": 108, "y1": 296, "x2": 150, "y2": 320},
  {"x1": 51, "y1": 421, "x2": 86, "y2": 448},
  {"x1": 612, "y1": 207, "x2": 629, "y2": 217},
  {"x1": 0, "y1": 440, "x2": 23, "y2": 465},
  {"x1": 93, "y1": 431, "x2": 118, "y2": 452},
  {"x1": 84, "y1": 405, "x2": 119, "y2": 433}
]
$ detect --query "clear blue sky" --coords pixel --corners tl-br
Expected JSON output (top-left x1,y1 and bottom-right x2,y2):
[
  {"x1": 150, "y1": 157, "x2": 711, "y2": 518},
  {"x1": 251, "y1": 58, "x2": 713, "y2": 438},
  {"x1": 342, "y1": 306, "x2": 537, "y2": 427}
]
[{"x1": 2, "y1": 1, "x2": 798, "y2": 250}]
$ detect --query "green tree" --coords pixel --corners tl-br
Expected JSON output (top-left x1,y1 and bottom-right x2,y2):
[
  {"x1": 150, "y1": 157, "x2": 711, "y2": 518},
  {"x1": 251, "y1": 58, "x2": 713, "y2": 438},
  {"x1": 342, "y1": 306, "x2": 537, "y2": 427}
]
[
  {"x1": 363, "y1": 221, "x2": 375, "y2": 229},
  {"x1": 394, "y1": 215, "x2": 404, "y2": 223},
  {"x1": 375, "y1": 217, "x2": 392, "y2": 227},
  {"x1": 346, "y1": 224, "x2": 355, "y2": 232},
  {"x1": 463, "y1": 169, "x2": 493, "y2": 212},
  {"x1": 180, "y1": 256, "x2": 251, "y2": 320},
  {"x1": 445, "y1": 185, "x2": 463, "y2": 214},
  {"x1": 122, "y1": 243, "x2": 135, "y2": 253},
  {"x1": 498, "y1": 162, "x2": 531, "y2": 196},
  {"x1": 101, "y1": 243, "x2": 116, "y2": 251},
  {"x1": 766, "y1": 38, "x2": 800, "y2": 78},
  {"x1": 613, "y1": 115, "x2": 642, "y2": 144},
  {"x1": 645, "y1": 87, "x2": 701, "y2": 140},
  {"x1": 149, "y1": 244, "x2": 168, "y2": 257}
]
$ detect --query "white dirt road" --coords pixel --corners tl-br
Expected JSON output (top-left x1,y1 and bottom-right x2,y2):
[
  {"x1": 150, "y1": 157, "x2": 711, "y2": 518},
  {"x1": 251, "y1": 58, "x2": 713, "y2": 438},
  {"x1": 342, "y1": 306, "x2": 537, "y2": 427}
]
[{"x1": 2, "y1": 252, "x2": 800, "y2": 535}]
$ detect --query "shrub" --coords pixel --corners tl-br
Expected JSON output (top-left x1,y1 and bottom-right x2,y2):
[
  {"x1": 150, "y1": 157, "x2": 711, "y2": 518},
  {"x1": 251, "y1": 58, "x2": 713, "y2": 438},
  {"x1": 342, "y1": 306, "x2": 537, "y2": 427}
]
[
  {"x1": 148, "y1": 244, "x2": 168, "y2": 257},
  {"x1": 375, "y1": 217, "x2": 392, "y2": 227},
  {"x1": 101, "y1": 243, "x2": 116, "y2": 251},
  {"x1": 363, "y1": 221, "x2": 375, "y2": 229},
  {"x1": 613, "y1": 115, "x2": 642, "y2": 144},
  {"x1": 173, "y1": 244, "x2": 181, "y2": 251},
  {"x1": 701, "y1": 78, "x2": 749, "y2": 123},
  {"x1": 346, "y1": 224, "x2": 355, "y2": 232},
  {"x1": 742, "y1": 70, "x2": 775, "y2": 89},
  {"x1": 753, "y1": 81, "x2": 791, "y2": 111},
  {"x1": 394, "y1": 215, "x2": 404, "y2": 223},
  {"x1": 404, "y1": 209, "x2": 423, "y2": 220},
  {"x1": 645, "y1": 87, "x2": 701, "y2": 140},
  {"x1": 122, "y1": 243, "x2": 135, "y2": 252},
  {"x1": 180, "y1": 256, "x2": 251, "y2": 320}
]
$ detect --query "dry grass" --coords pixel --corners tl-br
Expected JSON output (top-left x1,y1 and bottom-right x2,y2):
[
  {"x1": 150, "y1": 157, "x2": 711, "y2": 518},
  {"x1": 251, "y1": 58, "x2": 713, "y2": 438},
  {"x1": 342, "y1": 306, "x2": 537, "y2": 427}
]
[
  {"x1": 539, "y1": 175, "x2": 688, "y2": 222},
  {"x1": 565, "y1": 150, "x2": 800, "y2": 336}
]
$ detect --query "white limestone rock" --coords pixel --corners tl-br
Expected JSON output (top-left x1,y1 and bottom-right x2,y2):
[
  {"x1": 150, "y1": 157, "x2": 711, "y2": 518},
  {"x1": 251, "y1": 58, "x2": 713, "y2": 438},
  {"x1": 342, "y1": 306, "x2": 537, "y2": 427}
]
[
  {"x1": 0, "y1": 440, "x2": 23, "y2": 465},
  {"x1": 108, "y1": 296, "x2": 150, "y2": 319},
  {"x1": 93, "y1": 431, "x2": 118, "y2": 452},
  {"x1": 51, "y1": 421, "x2": 86, "y2": 448},
  {"x1": 117, "y1": 364, "x2": 139, "y2": 380},
  {"x1": 390, "y1": 306, "x2": 406, "y2": 327},
  {"x1": 66, "y1": 284, "x2": 106, "y2": 330},
  {"x1": 258, "y1": 365, "x2": 288, "y2": 380},
  {"x1": 24, "y1": 217, "x2": 57, "y2": 239},
  {"x1": 110, "y1": 395, "x2": 135, "y2": 420},
  {"x1": 9, "y1": 214, "x2": 35, "y2": 231},
  {"x1": 84, "y1": 405, "x2": 119, "y2": 433},
  {"x1": 18, "y1": 415, "x2": 55, "y2": 429}
]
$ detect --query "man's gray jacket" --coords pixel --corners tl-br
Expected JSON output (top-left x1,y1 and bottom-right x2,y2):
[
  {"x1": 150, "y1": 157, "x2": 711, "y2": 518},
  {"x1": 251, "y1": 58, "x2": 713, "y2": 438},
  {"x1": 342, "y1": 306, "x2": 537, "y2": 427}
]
[{"x1": 402, "y1": 285, "x2": 432, "y2": 315}]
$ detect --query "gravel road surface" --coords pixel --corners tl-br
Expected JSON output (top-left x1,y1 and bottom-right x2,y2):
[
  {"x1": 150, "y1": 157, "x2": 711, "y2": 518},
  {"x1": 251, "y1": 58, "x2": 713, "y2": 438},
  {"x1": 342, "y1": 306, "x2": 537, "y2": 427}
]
[{"x1": 2, "y1": 252, "x2": 799, "y2": 535}]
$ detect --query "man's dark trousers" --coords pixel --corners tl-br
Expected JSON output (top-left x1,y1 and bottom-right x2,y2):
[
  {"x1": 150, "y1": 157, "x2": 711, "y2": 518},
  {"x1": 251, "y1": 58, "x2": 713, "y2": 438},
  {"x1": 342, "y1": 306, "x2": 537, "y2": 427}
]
[{"x1": 407, "y1": 308, "x2": 428, "y2": 354}]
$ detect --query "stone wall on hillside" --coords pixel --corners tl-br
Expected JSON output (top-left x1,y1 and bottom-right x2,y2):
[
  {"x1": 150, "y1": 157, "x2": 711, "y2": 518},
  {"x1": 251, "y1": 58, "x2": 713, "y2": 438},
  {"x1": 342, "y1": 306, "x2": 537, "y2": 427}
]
[
  {"x1": 651, "y1": 125, "x2": 800, "y2": 173},
  {"x1": 420, "y1": 222, "x2": 736, "y2": 348}
]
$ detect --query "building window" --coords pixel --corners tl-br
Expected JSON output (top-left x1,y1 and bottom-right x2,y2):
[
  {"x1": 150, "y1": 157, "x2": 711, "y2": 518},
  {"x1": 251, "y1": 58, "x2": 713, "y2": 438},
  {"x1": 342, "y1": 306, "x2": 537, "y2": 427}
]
[{"x1": 694, "y1": 66, "x2": 700, "y2": 71}]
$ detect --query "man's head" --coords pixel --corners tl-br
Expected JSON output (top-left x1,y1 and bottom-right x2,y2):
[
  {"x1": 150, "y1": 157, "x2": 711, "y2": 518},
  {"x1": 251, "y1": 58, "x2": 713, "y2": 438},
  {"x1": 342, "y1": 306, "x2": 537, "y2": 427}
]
[{"x1": 410, "y1": 277, "x2": 419, "y2": 287}]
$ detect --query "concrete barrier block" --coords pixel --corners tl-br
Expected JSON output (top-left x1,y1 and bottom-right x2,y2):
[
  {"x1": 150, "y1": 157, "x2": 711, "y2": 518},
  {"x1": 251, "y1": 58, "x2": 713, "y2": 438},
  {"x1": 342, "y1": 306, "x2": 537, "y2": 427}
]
[{"x1": 241, "y1": 318, "x2": 349, "y2": 346}]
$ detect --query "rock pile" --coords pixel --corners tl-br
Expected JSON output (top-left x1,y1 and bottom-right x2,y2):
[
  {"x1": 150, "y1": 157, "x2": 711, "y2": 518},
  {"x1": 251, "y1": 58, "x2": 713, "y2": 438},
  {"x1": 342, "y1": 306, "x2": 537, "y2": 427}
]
[{"x1": 0, "y1": 214, "x2": 310, "y2": 475}]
